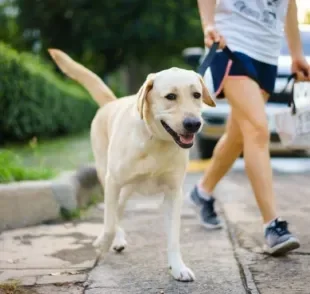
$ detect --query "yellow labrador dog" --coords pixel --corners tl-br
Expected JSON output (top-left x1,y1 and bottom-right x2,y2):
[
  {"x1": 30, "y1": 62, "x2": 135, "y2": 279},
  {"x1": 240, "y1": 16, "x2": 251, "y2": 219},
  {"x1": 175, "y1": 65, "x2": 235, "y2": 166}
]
[{"x1": 49, "y1": 49, "x2": 215, "y2": 282}]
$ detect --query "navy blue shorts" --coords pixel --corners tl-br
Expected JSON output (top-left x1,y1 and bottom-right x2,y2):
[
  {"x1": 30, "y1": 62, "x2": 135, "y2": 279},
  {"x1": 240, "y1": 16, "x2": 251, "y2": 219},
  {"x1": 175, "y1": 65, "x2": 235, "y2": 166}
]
[{"x1": 210, "y1": 51, "x2": 278, "y2": 98}]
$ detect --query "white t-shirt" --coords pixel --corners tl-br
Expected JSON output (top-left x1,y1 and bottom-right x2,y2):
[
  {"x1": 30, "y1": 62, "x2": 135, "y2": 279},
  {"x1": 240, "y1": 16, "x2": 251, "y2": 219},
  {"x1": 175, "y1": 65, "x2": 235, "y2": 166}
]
[{"x1": 215, "y1": 0, "x2": 290, "y2": 65}]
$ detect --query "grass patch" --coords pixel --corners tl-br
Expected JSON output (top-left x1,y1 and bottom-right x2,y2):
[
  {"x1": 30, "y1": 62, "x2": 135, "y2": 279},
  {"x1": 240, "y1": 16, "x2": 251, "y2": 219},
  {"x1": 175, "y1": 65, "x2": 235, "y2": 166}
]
[
  {"x1": 88, "y1": 193, "x2": 102, "y2": 206},
  {"x1": 0, "y1": 280, "x2": 35, "y2": 294},
  {"x1": 3, "y1": 131, "x2": 93, "y2": 172},
  {"x1": 0, "y1": 150, "x2": 55, "y2": 184},
  {"x1": 60, "y1": 207, "x2": 82, "y2": 221}
]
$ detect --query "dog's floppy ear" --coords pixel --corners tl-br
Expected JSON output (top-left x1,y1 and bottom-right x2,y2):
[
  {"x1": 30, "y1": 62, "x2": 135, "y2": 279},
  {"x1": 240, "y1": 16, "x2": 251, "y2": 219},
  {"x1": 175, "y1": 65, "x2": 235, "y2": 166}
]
[
  {"x1": 197, "y1": 74, "x2": 216, "y2": 107},
  {"x1": 137, "y1": 73, "x2": 155, "y2": 119}
]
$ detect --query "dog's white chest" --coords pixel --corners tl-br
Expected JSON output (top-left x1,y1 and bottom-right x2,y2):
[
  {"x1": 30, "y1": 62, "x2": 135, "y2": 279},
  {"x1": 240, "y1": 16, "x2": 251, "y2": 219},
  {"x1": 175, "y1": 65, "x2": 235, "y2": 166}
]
[
  {"x1": 110, "y1": 139, "x2": 188, "y2": 184},
  {"x1": 126, "y1": 176, "x2": 169, "y2": 197},
  {"x1": 136, "y1": 141, "x2": 187, "y2": 176}
]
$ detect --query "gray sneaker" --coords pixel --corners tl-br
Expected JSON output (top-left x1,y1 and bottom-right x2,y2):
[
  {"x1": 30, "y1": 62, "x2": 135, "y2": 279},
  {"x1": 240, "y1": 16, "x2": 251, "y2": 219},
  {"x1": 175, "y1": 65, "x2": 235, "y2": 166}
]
[
  {"x1": 189, "y1": 185, "x2": 222, "y2": 230},
  {"x1": 264, "y1": 218, "x2": 300, "y2": 256}
]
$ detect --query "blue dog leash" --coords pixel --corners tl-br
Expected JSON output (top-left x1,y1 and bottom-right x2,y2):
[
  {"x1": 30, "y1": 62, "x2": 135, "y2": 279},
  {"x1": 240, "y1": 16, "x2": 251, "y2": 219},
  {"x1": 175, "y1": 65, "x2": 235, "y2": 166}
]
[{"x1": 197, "y1": 42, "x2": 220, "y2": 77}]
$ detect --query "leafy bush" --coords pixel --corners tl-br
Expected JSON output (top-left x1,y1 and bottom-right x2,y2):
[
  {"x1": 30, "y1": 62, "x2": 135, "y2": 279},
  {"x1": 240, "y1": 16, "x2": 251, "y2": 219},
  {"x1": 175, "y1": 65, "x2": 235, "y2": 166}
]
[
  {"x1": 0, "y1": 42, "x2": 98, "y2": 142},
  {"x1": 0, "y1": 150, "x2": 55, "y2": 183}
]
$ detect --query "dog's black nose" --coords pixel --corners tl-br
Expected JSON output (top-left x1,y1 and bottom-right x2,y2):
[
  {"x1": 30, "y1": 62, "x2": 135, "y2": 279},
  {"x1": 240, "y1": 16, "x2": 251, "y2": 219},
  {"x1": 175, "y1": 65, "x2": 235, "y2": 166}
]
[{"x1": 183, "y1": 117, "x2": 201, "y2": 133}]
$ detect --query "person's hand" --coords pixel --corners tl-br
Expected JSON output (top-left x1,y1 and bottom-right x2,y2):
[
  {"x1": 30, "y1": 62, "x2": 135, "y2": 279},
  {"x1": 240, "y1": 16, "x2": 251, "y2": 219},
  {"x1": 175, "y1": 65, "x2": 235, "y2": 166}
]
[
  {"x1": 291, "y1": 56, "x2": 310, "y2": 81},
  {"x1": 204, "y1": 25, "x2": 226, "y2": 49}
]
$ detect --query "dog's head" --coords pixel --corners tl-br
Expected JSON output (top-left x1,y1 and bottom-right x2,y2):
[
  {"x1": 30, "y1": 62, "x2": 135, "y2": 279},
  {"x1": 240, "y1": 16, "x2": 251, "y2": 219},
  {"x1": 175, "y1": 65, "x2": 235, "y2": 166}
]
[{"x1": 137, "y1": 67, "x2": 215, "y2": 149}]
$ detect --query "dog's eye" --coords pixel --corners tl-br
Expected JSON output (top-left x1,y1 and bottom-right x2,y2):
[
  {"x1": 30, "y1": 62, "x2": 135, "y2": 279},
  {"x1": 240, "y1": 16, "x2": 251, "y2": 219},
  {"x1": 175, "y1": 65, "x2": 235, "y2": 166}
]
[
  {"x1": 165, "y1": 93, "x2": 177, "y2": 100},
  {"x1": 193, "y1": 92, "x2": 201, "y2": 99}
]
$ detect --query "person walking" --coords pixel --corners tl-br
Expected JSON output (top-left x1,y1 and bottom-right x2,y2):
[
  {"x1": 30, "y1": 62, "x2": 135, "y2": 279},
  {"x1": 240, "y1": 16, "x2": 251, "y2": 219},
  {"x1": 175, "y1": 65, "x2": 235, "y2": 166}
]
[{"x1": 190, "y1": 0, "x2": 310, "y2": 255}]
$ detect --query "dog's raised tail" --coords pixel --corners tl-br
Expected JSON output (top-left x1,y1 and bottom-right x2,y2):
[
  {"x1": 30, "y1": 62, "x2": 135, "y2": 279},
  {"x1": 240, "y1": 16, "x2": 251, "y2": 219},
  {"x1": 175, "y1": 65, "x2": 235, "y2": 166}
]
[{"x1": 48, "y1": 49, "x2": 117, "y2": 106}]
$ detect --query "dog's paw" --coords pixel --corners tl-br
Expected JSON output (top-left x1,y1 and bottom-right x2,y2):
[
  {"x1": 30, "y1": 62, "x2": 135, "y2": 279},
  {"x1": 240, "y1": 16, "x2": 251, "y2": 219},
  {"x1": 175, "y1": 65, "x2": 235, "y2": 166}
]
[
  {"x1": 92, "y1": 232, "x2": 115, "y2": 255},
  {"x1": 169, "y1": 265, "x2": 195, "y2": 282},
  {"x1": 112, "y1": 239, "x2": 127, "y2": 253},
  {"x1": 112, "y1": 228, "x2": 127, "y2": 253}
]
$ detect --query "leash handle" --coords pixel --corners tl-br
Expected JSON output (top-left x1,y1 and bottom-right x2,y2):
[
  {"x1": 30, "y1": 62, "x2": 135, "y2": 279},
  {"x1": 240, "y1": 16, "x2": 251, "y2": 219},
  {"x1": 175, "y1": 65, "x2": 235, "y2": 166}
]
[
  {"x1": 281, "y1": 70, "x2": 309, "y2": 115},
  {"x1": 278, "y1": 70, "x2": 308, "y2": 115},
  {"x1": 280, "y1": 73, "x2": 297, "y2": 114}
]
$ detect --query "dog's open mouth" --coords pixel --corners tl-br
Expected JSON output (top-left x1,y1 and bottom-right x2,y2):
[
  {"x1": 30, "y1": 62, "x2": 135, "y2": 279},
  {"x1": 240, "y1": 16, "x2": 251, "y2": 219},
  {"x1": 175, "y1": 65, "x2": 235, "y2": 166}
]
[{"x1": 160, "y1": 120, "x2": 194, "y2": 149}]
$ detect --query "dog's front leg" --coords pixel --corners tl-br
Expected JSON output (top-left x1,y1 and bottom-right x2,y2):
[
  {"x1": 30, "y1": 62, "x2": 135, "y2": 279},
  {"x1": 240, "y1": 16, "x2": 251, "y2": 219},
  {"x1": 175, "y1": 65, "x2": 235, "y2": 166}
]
[
  {"x1": 164, "y1": 188, "x2": 195, "y2": 282},
  {"x1": 112, "y1": 187, "x2": 132, "y2": 253},
  {"x1": 93, "y1": 173, "x2": 120, "y2": 256}
]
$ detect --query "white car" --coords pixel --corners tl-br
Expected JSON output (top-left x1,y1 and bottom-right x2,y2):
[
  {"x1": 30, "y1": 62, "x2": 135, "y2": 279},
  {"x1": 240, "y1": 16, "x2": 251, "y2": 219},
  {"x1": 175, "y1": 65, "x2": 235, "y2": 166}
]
[{"x1": 183, "y1": 25, "x2": 310, "y2": 159}]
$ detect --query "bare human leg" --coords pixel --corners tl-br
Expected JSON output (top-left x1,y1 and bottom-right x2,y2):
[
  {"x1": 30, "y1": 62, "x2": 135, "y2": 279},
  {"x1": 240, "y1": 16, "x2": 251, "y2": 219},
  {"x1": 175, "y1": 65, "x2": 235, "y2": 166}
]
[{"x1": 223, "y1": 78, "x2": 276, "y2": 223}]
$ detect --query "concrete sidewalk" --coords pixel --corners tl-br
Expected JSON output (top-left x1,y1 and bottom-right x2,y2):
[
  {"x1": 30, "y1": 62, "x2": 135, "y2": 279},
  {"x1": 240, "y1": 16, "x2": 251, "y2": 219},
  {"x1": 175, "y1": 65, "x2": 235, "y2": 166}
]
[
  {"x1": 1, "y1": 171, "x2": 310, "y2": 293},
  {"x1": 84, "y1": 196, "x2": 245, "y2": 294},
  {"x1": 218, "y1": 172, "x2": 310, "y2": 294},
  {"x1": 0, "y1": 174, "x2": 246, "y2": 294}
]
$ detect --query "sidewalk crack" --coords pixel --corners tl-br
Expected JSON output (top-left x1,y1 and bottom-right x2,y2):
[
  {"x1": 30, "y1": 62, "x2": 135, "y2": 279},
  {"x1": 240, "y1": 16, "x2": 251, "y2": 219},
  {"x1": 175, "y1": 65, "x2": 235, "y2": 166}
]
[{"x1": 220, "y1": 203, "x2": 261, "y2": 294}]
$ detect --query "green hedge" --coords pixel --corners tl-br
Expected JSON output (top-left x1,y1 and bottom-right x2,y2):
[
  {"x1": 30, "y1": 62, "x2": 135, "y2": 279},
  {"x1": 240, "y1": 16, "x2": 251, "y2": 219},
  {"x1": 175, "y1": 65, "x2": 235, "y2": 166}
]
[{"x1": 0, "y1": 43, "x2": 98, "y2": 142}]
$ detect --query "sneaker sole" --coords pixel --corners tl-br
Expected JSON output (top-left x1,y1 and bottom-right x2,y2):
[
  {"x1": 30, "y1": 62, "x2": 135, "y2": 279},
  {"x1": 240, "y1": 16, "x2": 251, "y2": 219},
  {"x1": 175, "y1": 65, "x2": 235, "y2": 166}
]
[
  {"x1": 186, "y1": 193, "x2": 223, "y2": 230},
  {"x1": 201, "y1": 221, "x2": 223, "y2": 230},
  {"x1": 264, "y1": 237, "x2": 300, "y2": 256}
]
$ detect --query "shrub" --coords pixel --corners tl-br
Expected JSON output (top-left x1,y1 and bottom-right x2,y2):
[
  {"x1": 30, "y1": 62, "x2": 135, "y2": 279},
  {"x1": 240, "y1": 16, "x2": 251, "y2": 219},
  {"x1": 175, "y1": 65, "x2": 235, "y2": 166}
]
[
  {"x1": 0, "y1": 150, "x2": 55, "y2": 183},
  {"x1": 0, "y1": 42, "x2": 98, "y2": 142}
]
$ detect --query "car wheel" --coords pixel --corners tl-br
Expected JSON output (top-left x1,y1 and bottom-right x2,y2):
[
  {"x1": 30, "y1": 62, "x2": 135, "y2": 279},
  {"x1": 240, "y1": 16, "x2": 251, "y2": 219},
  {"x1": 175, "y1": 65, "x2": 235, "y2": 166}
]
[{"x1": 196, "y1": 135, "x2": 218, "y2": 159}]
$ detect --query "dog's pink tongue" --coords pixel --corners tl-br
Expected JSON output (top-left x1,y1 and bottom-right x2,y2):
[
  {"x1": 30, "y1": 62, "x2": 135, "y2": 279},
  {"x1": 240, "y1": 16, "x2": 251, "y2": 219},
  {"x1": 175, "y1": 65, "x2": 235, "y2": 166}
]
[{"x1": 179, "y1": 134, "x2": 194, "y2": 144}]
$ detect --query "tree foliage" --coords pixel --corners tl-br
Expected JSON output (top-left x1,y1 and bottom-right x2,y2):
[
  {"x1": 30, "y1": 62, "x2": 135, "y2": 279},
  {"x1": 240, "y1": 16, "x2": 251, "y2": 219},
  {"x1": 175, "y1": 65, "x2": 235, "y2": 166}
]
[
  {"x1": 0, "y1": 0, "x2": 23, "y2": 49},
  {"x1": 14, "y1": 0, "x2": 203, "y2": 76}
]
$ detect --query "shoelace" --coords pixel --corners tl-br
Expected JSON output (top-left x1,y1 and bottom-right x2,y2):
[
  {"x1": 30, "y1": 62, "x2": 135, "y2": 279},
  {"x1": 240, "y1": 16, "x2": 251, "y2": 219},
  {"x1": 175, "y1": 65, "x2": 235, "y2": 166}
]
[{"x1": 268, "y1": 220, "x2": 289, "y2": 237}]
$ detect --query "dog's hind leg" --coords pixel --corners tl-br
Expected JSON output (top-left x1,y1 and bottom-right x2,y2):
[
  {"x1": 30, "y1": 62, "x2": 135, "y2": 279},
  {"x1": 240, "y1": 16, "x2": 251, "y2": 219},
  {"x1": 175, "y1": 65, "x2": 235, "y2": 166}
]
[{"x1": 93, "y1": 172, "x2": 120, "y2": 257}]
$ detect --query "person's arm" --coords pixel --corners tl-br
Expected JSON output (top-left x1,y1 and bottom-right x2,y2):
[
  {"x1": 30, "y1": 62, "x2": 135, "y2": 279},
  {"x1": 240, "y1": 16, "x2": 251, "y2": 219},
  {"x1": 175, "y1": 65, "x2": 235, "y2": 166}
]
[
  {"x1": 285, "y1": 0, "x2": 303, "y2": 59},
  {"x1": 197, "y1": 0, "x2": 217, "y2": 31},
  {"x1": 197, "y1": 0, "x2": 225, "y2": 48},
  {"x1": 285, "y1": 0, "x2": 310, "y2": 80}
]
